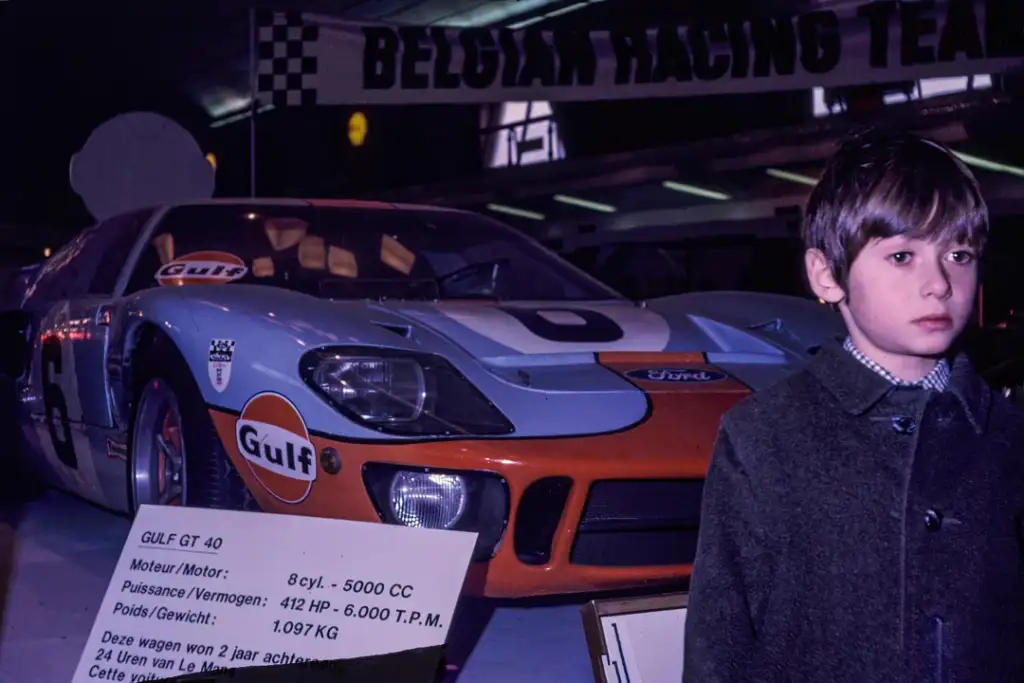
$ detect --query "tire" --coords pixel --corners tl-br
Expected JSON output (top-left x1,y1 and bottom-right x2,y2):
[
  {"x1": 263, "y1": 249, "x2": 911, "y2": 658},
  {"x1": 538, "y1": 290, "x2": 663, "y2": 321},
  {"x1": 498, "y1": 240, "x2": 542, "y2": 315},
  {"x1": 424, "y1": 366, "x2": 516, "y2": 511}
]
[
  {"x1": 0, "y1": 373, "x2": 45, "y2": 501},
  {"x1": 128, "y1": 337, "x2": 259, "y2": 513}
]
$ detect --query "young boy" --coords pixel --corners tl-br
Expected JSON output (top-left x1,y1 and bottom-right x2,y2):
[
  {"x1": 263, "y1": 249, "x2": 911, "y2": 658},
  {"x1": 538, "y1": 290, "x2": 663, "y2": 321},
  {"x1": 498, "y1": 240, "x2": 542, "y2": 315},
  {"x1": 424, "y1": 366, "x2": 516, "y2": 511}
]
[{"x1": 683, "y1": 130, "x2": 1024, "y2": 683}]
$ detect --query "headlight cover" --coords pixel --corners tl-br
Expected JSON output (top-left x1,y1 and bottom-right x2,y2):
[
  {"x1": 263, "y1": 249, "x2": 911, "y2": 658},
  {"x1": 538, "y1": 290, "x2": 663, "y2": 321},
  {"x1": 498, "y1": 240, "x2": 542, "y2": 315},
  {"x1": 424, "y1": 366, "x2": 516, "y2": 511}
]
[
  {"x1": 363, "y1": 463, "x2": 510, "y2": 562},
  {"x1": 300, "y1": 346, "x2": 514, "y2": 436}
]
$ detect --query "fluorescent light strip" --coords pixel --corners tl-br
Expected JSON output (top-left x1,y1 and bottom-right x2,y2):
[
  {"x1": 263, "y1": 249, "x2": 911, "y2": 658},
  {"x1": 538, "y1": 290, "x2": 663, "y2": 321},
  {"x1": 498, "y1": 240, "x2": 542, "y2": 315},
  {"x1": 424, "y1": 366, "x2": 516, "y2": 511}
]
[
  {"x1": 766, "y1": 168, "x2": 819, "y2": 187},
  {"x1": 487, "y1": 203, "x2": 546, "y2": 220},
  {"x1": 662, "y1": 180, "x2": 730, "y2": 201},
  {"x1": 953, "y1": 151, "x2": 1024, "y2": 178},
  {"x1": 508, "y1": 0, "x2": 607, "y2": 30},
  {"x1": 546, "y1": 1, "x2": 590, "y2": 19},
  {"x1": 553, "y1": 194, "x2": 616, "y2": 212},
  {"x1": 210, "y1": 104, "x2": 275, "y2": 128}
]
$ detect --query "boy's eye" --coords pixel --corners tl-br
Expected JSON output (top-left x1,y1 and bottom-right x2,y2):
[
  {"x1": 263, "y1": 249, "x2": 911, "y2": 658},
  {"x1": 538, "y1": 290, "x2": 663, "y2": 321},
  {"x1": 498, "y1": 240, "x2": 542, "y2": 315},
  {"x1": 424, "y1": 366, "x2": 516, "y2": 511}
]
[
  {"x1": 948, "y1": 250, "x2": 976, "y2": 265},
  {"x1": 888, "y1": 251, "x2": 913, "y2": 265}
]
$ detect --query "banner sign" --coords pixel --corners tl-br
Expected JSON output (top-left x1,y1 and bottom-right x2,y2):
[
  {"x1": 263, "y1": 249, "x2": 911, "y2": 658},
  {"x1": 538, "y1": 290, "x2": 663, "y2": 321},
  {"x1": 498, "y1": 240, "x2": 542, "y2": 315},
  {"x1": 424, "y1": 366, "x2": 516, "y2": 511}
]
[
  {"x1": 255, "y1": 0, "x2": 1024, "y2": 106},
  {"x1": 70, "y1": 505, "x2": 476, "y2": 683}
]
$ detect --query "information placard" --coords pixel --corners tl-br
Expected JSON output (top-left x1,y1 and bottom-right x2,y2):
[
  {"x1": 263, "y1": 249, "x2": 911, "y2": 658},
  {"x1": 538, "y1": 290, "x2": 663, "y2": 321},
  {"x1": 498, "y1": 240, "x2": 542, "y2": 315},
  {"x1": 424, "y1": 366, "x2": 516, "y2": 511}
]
[
  {"x1": 72, "y1": 505, "x2": 477, "y2": 683},
  {"x1": 581, "y1": 593, "x2": 688, "y2": 683}
]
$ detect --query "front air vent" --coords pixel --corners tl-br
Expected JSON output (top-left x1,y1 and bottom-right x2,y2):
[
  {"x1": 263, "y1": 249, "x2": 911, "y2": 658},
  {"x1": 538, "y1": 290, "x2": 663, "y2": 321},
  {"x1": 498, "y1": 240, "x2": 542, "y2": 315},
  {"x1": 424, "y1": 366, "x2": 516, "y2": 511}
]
[{"x1": 514, "y1": 477, "x2": 573, "y2": 566}]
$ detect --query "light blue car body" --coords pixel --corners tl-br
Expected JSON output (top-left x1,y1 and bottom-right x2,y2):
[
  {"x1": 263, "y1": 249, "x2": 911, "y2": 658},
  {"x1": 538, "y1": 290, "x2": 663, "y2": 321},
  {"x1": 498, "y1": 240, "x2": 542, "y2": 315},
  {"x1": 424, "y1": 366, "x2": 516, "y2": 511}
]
[{"x1": 11, "y1": 199, "x2": 846, "y2": 515}]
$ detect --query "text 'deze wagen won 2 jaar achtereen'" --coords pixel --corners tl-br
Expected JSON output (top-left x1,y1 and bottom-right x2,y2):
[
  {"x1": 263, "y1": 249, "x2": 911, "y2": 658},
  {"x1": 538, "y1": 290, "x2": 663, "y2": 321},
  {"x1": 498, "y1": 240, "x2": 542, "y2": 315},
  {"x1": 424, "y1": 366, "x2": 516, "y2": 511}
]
[{"x1": 84, "y1": 530, "x2": 446, "y2": 683}]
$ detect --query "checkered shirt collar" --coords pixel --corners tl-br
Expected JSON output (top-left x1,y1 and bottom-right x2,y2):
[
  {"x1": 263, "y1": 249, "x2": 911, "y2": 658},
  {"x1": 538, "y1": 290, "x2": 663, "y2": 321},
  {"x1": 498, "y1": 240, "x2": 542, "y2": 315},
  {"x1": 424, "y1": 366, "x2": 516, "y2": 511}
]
[{"x1": 842, "y1": 337, "x2": 950, "y2": 392}]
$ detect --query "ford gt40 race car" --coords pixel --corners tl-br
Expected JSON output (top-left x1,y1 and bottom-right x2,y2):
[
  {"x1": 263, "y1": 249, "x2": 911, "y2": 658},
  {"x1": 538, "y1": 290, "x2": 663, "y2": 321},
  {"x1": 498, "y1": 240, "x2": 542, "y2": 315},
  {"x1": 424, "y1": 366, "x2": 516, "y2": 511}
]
[{"x1": 0, "y1": 199, "x2": 844, "y2": 598}]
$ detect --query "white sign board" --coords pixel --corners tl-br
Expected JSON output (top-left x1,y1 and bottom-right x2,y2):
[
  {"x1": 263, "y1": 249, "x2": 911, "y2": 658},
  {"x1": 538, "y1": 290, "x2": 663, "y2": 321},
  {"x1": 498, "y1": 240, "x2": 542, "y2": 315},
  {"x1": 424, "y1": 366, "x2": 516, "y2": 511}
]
[
  {"x1": 72, "y1": 505, "x2": 477, "y2": 683},
  {"x1": 254, "y1": 1, "x2": 1024, "y2": 106},
  {"x1": 581, "y1": 593, "x2": 687, "y2": 683}
]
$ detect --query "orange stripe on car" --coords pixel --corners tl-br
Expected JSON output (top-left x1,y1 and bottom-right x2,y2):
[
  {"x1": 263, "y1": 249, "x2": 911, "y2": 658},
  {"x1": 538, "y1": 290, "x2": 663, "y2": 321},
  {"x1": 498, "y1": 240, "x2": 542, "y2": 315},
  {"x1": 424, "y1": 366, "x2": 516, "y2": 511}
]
[{"x1": 207, "y1": 356, "x2": 749, "y2": 598}]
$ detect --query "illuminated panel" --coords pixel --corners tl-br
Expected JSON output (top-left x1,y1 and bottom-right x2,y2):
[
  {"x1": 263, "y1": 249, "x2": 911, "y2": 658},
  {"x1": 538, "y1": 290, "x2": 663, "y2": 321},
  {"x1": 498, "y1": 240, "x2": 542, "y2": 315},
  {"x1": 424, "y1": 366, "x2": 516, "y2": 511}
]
[
  {"x1": 812, "y1": 75, "x2": 992, "y2": 117},
  {"x1": 487, "y1": 101, "x2": 566, "y2": 168}
]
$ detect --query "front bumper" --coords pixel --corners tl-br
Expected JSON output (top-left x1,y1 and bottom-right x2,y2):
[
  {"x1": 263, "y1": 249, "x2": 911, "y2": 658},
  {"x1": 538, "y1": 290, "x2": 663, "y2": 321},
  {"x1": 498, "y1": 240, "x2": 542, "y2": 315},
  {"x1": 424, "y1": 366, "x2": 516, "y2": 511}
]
[{"x1": 208, "y1": 355, "x2": 749, "y2": 598}]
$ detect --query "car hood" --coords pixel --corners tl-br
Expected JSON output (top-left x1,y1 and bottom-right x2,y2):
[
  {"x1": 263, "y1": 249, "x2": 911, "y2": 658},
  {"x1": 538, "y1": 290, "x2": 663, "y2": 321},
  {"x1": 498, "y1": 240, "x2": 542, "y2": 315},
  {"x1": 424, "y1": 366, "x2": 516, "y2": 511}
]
[
  {"x1": 160, "y1": 286, "x2": 835, "y2": 439},
  {"x1": 375, "y1": 299, "x2": 802, "y2": 359}
]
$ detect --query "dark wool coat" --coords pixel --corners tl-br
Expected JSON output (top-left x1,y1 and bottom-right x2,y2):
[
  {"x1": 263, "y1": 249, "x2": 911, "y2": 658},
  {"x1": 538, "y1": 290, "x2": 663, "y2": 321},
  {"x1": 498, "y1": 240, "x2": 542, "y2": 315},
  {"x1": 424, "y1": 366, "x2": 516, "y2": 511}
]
[{"x1": 683, "y1": 340, "x2": 1024, "y2": 683}]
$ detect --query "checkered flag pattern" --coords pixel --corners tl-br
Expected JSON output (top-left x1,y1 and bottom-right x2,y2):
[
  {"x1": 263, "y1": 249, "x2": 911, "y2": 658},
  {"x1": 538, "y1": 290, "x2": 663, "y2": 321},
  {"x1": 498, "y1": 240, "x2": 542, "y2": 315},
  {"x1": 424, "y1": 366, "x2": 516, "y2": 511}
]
[
  {"x1": 255, "y1": 10, "x2": 319, "y2": 107},
  {"x1": 210, "y1": 339, "x2": 236, "y2": 358}
]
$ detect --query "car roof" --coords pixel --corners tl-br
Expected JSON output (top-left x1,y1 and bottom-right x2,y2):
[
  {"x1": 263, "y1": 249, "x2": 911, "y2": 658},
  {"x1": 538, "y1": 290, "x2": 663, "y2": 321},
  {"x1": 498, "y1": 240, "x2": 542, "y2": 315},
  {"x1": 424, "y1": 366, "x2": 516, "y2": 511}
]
[{"x1": 161, "y1": 198, "x2": 468, "y2": 214}]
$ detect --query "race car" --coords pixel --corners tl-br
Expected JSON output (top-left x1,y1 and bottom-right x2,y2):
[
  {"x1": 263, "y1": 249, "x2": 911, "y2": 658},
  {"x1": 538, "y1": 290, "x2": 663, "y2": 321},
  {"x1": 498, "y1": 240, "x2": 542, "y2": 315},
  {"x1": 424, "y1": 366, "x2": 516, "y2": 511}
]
[{"x1": 0, "y1": 198, "x2": 844, "y2": 598}]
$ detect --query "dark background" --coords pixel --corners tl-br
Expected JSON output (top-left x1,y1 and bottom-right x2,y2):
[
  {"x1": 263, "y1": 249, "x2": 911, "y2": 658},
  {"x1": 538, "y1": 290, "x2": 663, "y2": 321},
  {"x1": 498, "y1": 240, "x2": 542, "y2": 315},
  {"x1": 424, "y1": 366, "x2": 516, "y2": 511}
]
[{"x1": 1, "y1": 0, "x2": 1023, "y2": 324}]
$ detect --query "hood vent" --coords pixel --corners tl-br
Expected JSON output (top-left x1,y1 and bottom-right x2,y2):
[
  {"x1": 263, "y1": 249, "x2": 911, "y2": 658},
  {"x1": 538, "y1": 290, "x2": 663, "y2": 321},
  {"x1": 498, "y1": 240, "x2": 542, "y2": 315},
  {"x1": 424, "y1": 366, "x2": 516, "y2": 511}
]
[
  {"x1": 372, "y1": 322, "x2": 413, "y2": 339},
  {"x1": 747, "y1": 319, "x2": 783, "y2": 333}
]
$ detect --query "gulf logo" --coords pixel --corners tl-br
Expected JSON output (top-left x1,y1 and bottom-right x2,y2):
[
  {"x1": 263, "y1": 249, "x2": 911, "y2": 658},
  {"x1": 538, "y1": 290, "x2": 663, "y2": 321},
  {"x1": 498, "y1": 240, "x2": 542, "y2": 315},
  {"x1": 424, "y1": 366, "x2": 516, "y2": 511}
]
[
  {"x1": 235, "y1": 392, "x2": 317, "y2": 504},
  {"x1": 155, "y1": 251, "x2": 248, "y2": 287}
]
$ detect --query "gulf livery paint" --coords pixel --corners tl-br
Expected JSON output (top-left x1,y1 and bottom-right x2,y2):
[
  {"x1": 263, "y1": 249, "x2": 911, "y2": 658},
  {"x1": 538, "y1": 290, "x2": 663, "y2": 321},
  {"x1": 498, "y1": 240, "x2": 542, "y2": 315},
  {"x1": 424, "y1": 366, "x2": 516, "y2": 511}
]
[
  {"x1": 10, "y1": 198, "x2": 847, "y2": 600},
  {"x1": 156, "y1": 251, "x2": 248, "y2": 287},
  {"x1": 234, "y1": 392, "x2": 317, "y2": 504}
]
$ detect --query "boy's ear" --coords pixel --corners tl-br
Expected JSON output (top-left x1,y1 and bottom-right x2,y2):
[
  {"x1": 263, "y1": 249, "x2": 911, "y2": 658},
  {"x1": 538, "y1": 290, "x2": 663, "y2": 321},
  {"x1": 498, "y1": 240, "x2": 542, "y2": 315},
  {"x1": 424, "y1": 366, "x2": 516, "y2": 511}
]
[{"x1": 804, "y1": 248, "x2": 846, "y2": 304}]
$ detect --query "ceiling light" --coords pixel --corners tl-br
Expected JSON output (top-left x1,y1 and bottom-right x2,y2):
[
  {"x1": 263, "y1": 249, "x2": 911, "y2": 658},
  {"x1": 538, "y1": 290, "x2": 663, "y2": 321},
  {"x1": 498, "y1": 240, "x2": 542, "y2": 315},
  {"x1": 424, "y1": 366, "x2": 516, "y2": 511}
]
[
  {"x1": 545, "y1": 1, "x2": 590, "y2": 18},
  {"x1": 553, "y1": 194, "x2": 616, "y2": 212},
  {"x1": 487, "y1": 203, "x2": 546, "y2": 220},
  {"x1": 661, "y1": 180, "x2": 730, "y2": 201},
  {"x1": 952, "y1": 151, "x2": 1024, "y2": 178},
  {"x1": 766, "y1": 168, "x2": 818, "y2": 187},
  {"x1": 507, "y1": 0, "x2": 607, "y2": 29}
]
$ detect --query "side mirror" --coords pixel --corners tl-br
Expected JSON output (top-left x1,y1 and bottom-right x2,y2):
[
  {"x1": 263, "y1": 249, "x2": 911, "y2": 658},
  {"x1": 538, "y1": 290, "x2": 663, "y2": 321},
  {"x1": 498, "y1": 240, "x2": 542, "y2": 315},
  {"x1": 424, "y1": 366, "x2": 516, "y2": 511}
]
[{"x1": 0, "y1": 310, "x2": 33, "y2": 379}]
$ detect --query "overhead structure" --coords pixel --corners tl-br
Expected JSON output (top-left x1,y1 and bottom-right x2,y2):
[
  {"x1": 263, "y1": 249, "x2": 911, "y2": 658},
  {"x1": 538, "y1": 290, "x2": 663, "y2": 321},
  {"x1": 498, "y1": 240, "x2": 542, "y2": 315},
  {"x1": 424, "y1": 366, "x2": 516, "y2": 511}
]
[{"x1": 374, "y1": 85, "x2": 1024, "y2": 240}]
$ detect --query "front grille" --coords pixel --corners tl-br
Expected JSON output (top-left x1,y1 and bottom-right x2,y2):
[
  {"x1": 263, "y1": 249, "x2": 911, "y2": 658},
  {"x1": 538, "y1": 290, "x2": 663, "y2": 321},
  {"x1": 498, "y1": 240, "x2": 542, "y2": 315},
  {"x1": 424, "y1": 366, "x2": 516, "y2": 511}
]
[
  {"x1": 514, "y1": 477, "x2": 573, "y2": 565},
  {"x1": 570, "y1": 479, "x2": 704, "y2": 567}
]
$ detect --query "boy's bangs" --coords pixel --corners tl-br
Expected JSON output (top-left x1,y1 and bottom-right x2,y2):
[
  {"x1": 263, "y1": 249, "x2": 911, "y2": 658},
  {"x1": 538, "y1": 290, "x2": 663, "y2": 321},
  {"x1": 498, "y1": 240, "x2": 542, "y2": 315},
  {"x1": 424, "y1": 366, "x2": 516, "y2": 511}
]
[{"x1": 859, "y1": 165, "x2": 987, "y2": 250}]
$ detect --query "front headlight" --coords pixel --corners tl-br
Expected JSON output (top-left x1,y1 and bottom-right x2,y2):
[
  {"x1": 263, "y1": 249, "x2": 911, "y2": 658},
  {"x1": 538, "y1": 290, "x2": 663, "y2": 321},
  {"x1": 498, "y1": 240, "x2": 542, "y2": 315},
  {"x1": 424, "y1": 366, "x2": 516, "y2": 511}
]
[
  {"x1": 364, "y1": 464, "x2": 509, "y2": 562},
  {"x1": 390, "y1": 471, "x2": 467, "y2": 530},
  {"x1": 300, "y1": 346, "x2": 514, "y2": 436}
]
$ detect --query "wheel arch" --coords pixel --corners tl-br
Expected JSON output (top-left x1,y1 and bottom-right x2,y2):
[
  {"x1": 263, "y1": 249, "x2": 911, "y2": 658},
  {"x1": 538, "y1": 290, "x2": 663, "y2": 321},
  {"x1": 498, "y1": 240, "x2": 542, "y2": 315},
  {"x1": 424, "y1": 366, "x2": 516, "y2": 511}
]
[{"x1": 116, "y1": 318, "x2": 191, "y2": 429}]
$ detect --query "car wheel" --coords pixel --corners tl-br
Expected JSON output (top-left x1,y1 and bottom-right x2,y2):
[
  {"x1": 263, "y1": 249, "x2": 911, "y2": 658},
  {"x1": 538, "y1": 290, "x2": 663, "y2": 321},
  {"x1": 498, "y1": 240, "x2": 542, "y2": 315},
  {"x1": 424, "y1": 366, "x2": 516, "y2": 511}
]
[{"x1": 129, "y1": 340, "x2": 260, "y2": 514}]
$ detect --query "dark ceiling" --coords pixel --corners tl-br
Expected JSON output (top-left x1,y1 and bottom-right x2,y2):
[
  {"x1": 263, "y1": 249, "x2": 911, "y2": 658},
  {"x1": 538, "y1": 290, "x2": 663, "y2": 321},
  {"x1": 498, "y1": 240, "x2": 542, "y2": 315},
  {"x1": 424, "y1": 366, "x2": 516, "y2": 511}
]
[
  {"x1": 0, "y1": 0, "x2": 828, "y2": 122},
  {"x1": 2, "y1": 0, "x2": 1020, "y2": 261}
]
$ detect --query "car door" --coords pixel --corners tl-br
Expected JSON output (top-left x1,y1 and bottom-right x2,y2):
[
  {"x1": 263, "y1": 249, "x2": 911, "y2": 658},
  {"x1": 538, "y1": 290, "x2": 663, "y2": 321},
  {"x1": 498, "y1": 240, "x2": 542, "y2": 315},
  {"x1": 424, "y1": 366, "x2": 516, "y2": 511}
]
[{"x1": 22, "y1": 209, "x2": 154, "y2": 505}]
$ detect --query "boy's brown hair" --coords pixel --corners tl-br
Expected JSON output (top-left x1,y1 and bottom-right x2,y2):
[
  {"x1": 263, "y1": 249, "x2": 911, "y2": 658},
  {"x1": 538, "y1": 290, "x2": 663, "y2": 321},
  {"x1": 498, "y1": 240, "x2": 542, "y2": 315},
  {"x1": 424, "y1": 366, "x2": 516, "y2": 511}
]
[{"x1": 802, "y1": 129, "x2": 989, "y2": 289}]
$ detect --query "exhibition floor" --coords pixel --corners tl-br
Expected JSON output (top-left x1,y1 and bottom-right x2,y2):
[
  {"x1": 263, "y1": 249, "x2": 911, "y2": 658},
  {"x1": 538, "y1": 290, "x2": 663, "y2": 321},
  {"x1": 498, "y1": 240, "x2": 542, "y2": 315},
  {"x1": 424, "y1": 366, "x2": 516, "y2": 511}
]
[{"x1": 0, "y1": 491, "x2": 596, "y2": 683}]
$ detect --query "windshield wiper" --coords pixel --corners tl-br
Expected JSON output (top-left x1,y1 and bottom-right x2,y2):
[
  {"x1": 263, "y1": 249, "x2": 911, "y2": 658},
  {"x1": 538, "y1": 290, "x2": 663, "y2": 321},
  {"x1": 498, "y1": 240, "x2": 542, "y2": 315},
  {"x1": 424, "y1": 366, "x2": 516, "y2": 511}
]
[{"x1": 435, "y1": 258, "x2": 507, "y2": 299}]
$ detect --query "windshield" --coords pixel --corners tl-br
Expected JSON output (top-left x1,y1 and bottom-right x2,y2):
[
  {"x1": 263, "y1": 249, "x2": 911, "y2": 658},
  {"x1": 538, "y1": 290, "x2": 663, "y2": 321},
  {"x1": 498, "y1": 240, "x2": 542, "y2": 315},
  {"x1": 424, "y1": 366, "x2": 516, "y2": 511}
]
[{"x1": 125, "y1": 204, "x2": 622, "y2": 302}]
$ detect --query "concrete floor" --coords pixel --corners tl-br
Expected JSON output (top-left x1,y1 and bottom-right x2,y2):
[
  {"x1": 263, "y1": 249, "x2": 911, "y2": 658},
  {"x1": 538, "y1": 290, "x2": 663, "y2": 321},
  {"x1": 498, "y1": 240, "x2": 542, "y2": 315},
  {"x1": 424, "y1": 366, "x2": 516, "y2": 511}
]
[{"x1": 0, "y1": 490, "x2": 597, "y2": 683}]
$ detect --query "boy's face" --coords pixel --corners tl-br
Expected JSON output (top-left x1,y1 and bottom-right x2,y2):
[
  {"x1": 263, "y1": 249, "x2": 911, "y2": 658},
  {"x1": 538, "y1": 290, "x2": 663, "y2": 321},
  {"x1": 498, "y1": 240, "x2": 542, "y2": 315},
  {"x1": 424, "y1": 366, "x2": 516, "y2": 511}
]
[{"x1": 807, "y1": 235, "x2": 978, "y2": 376}]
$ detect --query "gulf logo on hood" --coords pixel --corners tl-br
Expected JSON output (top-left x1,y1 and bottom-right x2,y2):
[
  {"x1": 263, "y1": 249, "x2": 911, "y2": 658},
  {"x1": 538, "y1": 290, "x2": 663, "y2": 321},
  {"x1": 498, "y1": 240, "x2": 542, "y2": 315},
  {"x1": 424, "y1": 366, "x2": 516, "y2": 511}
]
[
  {"x1": 235, "y1": 392, "x2": 316, "y2": 504},
  {"x1": 156, "y1": 251, "x2": 248, "y2": 287}
]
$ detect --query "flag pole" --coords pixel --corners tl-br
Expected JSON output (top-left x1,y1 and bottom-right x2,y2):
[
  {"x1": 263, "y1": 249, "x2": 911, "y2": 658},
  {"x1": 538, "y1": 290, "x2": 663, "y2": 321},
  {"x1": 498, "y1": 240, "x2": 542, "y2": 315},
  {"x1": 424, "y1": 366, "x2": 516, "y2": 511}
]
[{"x1": 248, "y1": 6, "x2": 257, "y2": 198}]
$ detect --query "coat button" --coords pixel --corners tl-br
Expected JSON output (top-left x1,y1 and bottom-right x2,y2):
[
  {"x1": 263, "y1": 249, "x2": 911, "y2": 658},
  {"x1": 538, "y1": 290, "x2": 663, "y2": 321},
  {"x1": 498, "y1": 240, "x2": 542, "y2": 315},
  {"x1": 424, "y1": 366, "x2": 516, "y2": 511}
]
[
  {"x1": 924, "y1": 509, "x2": 943, "y2": 531},
  {"x1": 892, "y1": 416, "x2": 916, "y2": 434}
]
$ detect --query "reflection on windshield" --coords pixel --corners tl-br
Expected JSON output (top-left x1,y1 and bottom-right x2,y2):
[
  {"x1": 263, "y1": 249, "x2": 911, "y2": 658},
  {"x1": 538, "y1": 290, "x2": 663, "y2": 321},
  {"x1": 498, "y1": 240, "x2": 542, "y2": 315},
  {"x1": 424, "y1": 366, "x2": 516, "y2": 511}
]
[{"x1": 143, "y1": 205, "x2": 622, "y2": 302}]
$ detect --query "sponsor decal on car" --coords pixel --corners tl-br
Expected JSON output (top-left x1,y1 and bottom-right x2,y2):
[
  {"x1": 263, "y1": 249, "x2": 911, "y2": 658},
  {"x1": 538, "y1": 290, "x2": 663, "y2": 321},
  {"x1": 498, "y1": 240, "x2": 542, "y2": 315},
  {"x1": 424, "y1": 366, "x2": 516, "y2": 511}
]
[
  {"x1": 625, "y1": 368, "x2": 727, "y2": 383},
  {"x1": 105, "y1": 437, "x2": 127, "y2": 462},
  {"x1": 235, "y1": 392, "x2": 317, "y2": 504},
  {"x1": 155, "y1": 250, "x2": 248, "y2": 287},
  {"x1": 208, "y1": 339, "x2": 235, "y2": 393}
]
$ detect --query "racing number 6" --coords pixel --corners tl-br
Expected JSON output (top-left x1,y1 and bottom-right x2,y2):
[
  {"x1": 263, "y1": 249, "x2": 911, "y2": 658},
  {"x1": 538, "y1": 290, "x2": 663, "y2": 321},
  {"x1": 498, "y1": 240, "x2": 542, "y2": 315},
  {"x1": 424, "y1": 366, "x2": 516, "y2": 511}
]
[
  {"x1": 41, "y1": 335, "x2": 77, "y2": 469},
  {"x1": 499, "y1": 307, "x2": 624, "y2": 343}
]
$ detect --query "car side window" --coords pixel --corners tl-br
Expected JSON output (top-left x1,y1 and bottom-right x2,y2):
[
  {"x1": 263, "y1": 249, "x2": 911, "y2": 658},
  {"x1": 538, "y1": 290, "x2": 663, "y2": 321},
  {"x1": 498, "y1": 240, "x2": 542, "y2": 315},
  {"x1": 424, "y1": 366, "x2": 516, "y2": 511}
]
[
  {"x1": 24, "y1": 227, "x2": 102, "y2": 307},
  {"x1": 87, "y1": 208, "x2": 156, "y2": 295},
  {"x1": 24, "y1": 209, "x2": 156, "y2": 308}
]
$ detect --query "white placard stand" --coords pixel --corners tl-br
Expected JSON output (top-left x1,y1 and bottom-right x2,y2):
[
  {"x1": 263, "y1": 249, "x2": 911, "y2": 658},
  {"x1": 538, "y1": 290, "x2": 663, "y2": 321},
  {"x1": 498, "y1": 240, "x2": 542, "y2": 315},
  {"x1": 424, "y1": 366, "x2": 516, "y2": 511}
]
[
  {"x1": 581, "y1": 593, "x2": 688, "y2": 683},
  {"x1": 72, "y1": 505, "x2": 477, "y2": 683}
]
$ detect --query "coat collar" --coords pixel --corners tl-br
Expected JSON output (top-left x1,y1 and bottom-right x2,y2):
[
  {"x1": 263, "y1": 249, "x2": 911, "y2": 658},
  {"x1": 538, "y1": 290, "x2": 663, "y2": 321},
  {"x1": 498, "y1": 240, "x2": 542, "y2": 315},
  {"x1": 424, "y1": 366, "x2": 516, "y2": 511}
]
[{"x1": 807, "y1": 338, "x2": 990, "y2": 434}]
